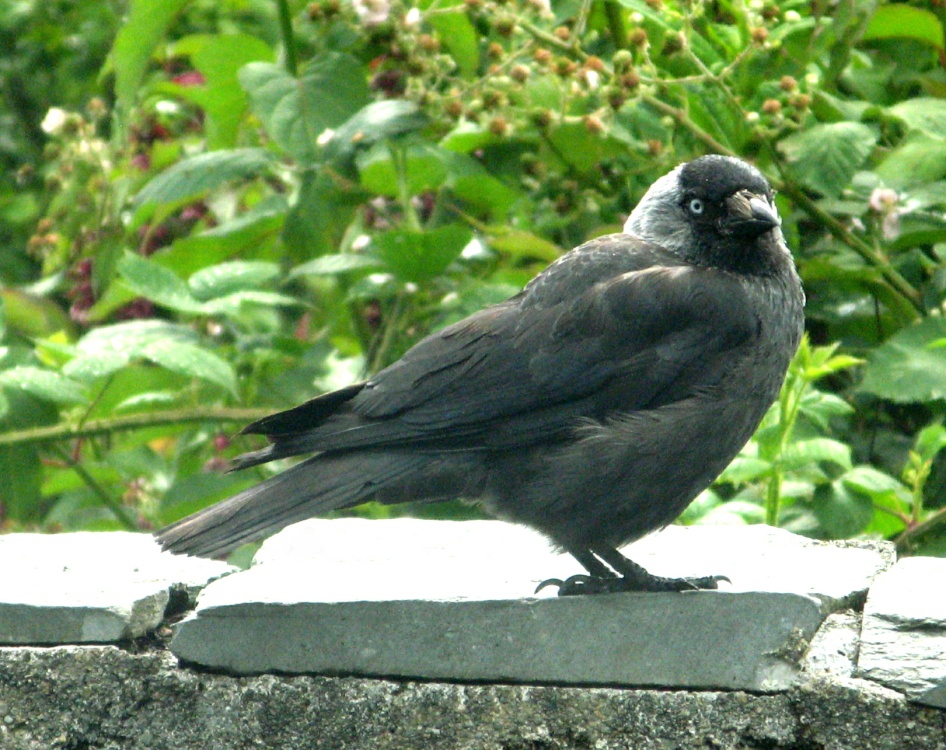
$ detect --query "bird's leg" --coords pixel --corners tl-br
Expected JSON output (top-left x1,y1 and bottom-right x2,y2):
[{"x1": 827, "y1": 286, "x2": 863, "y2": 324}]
[
  {"x1": 594, "y1": 546, "x2": 729, "y2": 593},
  {"x1": 537, "y1": 545, "x2": 728, "y2": 596}
]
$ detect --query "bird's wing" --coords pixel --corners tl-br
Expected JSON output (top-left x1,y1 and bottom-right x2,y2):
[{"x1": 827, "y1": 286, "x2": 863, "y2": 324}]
[{"x1": 272, "y1": 261, "x2": 759, "y2": 453}]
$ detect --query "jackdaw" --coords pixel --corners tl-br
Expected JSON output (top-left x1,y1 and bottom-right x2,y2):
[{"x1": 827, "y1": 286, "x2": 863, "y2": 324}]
[{"x1": 156, "y1": 154, "x2": 805, "y2": 595}]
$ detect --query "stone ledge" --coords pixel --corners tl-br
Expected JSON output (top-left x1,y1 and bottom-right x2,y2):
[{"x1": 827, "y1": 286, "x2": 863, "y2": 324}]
[
  {"x1": 1, "y1": 645, "x2": 943, "y2": 750},
  {"x1": 0, "y1": 532, "x2": 232, "y2": 645},
  {"x1": 170, "y1": 521, "x2": 889, "y2": 691}
]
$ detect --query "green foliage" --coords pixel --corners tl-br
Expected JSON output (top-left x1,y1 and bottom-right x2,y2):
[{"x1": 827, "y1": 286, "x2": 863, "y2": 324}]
[{"x1": 3, "y1": 0, "x2": 946, "y2": 556}]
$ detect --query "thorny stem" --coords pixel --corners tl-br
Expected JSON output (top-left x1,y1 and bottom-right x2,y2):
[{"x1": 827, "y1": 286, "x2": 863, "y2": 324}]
[
  {"x1": 0, "y1": 408, "x2": 270, "y2": 447},
  {"x1": 895, "y1": 506, "x2": 946, "y2": 552},
  {"x1": 775, "y1": 180, "x2": 923, "y2": 316},
  {"x1": 639, "y1": 94, "x2": 734, "y2": 156},
  {"x1": 49, "y1": 443, "x2": 139, "y2": 530},
  {"x1": 275, "y1": 0, "x2": 299, "y2": 76}
]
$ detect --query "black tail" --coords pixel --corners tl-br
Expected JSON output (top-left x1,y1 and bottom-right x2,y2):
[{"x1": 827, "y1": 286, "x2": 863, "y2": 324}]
[{"x1": 155, "y1": 451, "x2": 436, "y2": 558}]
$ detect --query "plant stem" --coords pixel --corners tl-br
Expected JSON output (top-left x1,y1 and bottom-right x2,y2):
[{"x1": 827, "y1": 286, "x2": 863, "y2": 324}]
[
  {"x1": 0, "y1": 408, "x2": 270, "y2": 448},
  {"x1": 49, "y1": 444, "x2": 139, "y2": 530},
  {"x1": 764, "y1": 363, "x2": 805, "y2": 526},
  {"x1": 639, "y1": 94, "x2": 734, "y2": 155},
  {"x1": 275, "y1": 0, "x2": 298, "y2": 76},
  {"x1": 391, "y1": 142, "x2": 421, "y2": 231},
  {"x1": 895, "y1": 506, "x2": 946, "y2": 552},
  {"x1": 603, "y1": 1, "x2": 629, "y2": 48}
]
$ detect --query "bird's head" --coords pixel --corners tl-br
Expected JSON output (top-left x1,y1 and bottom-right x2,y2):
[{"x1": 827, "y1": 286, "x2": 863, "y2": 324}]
[{"x1": 623, "y1": 155, "x2": 789, "y2": 275}]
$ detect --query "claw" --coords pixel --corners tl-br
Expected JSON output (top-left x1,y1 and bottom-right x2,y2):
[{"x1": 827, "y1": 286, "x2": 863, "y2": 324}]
[
  {"x1": 535, "y1": 577, "x2": 566, "y2": 594},
  {"x1": 535, "y1": 571, "x2": 730, "y2": 596},
  {"x1": 535, "y1": 575, "x2": 595, "y2": 595}
]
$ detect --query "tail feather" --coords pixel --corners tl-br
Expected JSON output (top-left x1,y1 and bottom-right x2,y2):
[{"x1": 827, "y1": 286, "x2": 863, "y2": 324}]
[{"x1": 155, "y1": 452, "x2": 432, "y2": 558}]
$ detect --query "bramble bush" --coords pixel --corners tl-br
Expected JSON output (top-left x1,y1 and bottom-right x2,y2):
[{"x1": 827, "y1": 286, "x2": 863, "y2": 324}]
[{"x1": 1, "y1": 0, "x2": 946, "y2": 557}]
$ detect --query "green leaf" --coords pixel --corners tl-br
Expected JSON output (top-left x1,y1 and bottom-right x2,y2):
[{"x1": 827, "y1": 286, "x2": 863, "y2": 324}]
[
  {"x1": 117, "y1": 253, "x2": 203, "y2": 313},
  {"x1": 888, "y1": 98, "x2": 946, "y2": 140},
  {"x1": 717, "y1": 456, "x2": 773, "y2": 485},
  {"x1": 172, "y1": 34, "x2": 275, "y2": 149},
  {"x1": 0, "y1": 445, "x2": 41, "y2": 522},
  {"x1": 686, "y1": 88, "x2": 745, "y2": 152},
  {"x1": 427, "y1": 10, "x2": 480, "y2": 77},
  {"x1": 0, "y1": 289, "x2": 73, "y2": 339},
  {"x1": 139, "y1": 338, "x2": 236, "y2": 394},
  {"x1": 547, "y1": 122, "x2": 625, "y2": 174},
  {"x1": 239, "y1": 53, "x2": 371, "y2": 163},
  {"x1": 812, "y1": 481, "x2": 874, "y2": 538},
  {"x1": 841, "y1": 466, "x2": 908, "y2": 498},
  {"x1": 109, "y1": 0, "x2": 190, "y2": 118},
  {"x1": 889, "y1": 212, "x2": 946, "y2": 251},
  {"x1": 324, "y1": 100, "x2": 428, "y2": 164},
  {"x1": 133, "y1": 148, "x2": 274, "y2": 217},
  {"x1": 151, "y1": 196, "x2": 287, "y2": 279},
  {"x1": 282, "y1": 170, "x2": 365, "y2": 260},
  {"x1": 0, "y1": 367, "x2": 87, "y2": 405},
  {"x1": 188, "y1": 261, "x2": 281, "y2": 300},
  {"x1": 290, "y1": 254, "x2": 383, "y2": 277},
  {"x1": 863, "y1": 4, "x2": 945, "y2": 50},
  {"x1": 779, "y1": 438, "x2": 852, "y2": 472},
  {"x1": 357, "y1": 141, "x2": 448, "y2": 196},
  {"x1": 200, "y1": 291, "x2": 300, "y2": 315},
  {"x1": 875, "y1": 134, "x2": 946, "y2": 189},
  {"x1": 778, "y1": 122, "x2": 878, "y2": 197},
  {"x1": 440, "y1": 123, "x2": 500, "y2": 154},
  {"x1": 485, "y1": 228, "x2": 562, "y2": 263},
  {"x1": 914, "y1": 423, "x2": 946, "y2": 463},
  {"x1": 858, "y1": 317, "x2": 946, "y2": 402},
  {"x1": 373, "y1": 225, "x2": 473, "y2": 282},
  {"x1": 64, "y1": 321, "x2": 233, "y2": 394},
  {"x1": 799, "y1": 391, "x2": 854, "y2": 431},
  {"x1": 78, "y1": 365, "x2": 191, "y2": 419},
  {"x1": 442, "y1": 151, "x2": 522, "y2": 216}
]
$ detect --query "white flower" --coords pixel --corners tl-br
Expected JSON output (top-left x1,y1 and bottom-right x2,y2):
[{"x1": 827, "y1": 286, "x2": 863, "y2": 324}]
[
  {"x1": 352, "y1": 0, "x2": 390, "y2": 26},
  {"x1": 870, "y1": 187, "x2": 901, "y2": 240},
  {"x1": 41, "y1": 108, "x2": 69, "y2": 136}
]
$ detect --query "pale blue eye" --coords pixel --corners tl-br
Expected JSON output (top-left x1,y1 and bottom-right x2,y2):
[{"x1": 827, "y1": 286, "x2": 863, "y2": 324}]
[{"x1": 688, "y1": 198, "x2": 704, "y2": 215}]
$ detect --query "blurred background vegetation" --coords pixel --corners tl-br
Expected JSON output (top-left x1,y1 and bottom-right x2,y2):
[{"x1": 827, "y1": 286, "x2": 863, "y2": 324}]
[{"x1": 2, "y1": 0, "x2": 946, "y2": 559}]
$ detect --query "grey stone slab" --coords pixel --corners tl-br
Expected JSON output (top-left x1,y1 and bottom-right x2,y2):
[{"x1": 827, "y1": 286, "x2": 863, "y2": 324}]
[
  {"x1": 857, "y1": 556, "x2": 946, "y2": 707},
  {"x1": 172, "y1": 587, "x2": 824, "y2": 689},
  {"x1": 171, "y1": 521, "x2": 890, "y2": 688},
  {"x1": 0, "y1": 532, "x2": 233, "y2": 644}
]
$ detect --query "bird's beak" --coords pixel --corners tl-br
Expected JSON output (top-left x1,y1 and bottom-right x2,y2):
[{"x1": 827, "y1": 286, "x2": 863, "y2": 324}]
[{"x1": 724, "y1": 190, "x2": 780, "y2": 237}]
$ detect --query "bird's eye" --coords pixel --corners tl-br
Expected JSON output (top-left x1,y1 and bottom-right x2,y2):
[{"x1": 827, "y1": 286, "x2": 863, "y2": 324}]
[{"x1": 688, "y1": 198, "x2": 705, "y2": 215}]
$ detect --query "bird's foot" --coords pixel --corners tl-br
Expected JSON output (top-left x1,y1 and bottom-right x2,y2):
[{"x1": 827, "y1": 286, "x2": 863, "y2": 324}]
[{"x1": 535, "y1": 571, "x2": 729, "y2": 597}]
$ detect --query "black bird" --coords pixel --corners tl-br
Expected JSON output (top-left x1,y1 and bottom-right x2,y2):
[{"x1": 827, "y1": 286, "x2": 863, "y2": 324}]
[{"x1": 156, "y1": 155, "x2": 805, "y2": 595}]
